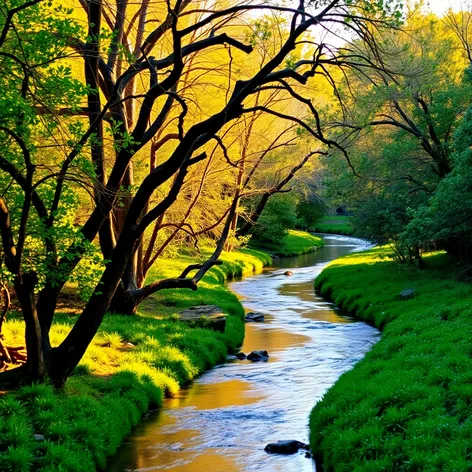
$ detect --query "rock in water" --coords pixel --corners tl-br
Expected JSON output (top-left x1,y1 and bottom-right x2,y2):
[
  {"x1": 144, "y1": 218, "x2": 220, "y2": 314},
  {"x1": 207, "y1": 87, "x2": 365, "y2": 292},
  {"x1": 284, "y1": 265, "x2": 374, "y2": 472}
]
[
  {"x1": 245, "y1": 312, "x2": 265, "y2": 322},
  {"x1": 178, "y1": 305, "x2": 227, "y2": 332},
  {"x1": 264, "y1": 440, "x2": 308, "y2": 454},
  {"x1": 284, "y1": 271, "x2": 293, "y2": 276},
  {"x1": 247, "y1": 350, "x2": 269, "y2": 361},
  {"x1": 235, "y1": 352, "x2": 247, "y2": 360}
]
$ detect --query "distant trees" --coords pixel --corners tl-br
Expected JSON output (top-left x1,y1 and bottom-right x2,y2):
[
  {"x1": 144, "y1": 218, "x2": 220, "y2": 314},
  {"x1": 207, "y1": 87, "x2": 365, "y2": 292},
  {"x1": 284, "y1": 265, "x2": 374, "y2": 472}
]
[
  {"x1": 0, "y1": 0, "x2": 402, "y2": 387},
  {"x1": 319, "y1": 7, "x2": 472, "y2": 262}
]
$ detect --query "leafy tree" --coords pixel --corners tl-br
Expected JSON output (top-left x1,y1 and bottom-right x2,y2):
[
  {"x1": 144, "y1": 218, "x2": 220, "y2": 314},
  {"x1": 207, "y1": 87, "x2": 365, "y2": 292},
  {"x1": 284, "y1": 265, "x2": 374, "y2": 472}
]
[
  {"x1": 249, "y1": 193, "x2": 298, "y2": 245},
  {"x1": 0, "y1": 0, "x2": 403, "y2": 387},
  {"x1": 403, "y1": 101, "x2": 472, "y2": 264},
  {"x1": 318, "y1": 9, "x2": 472, "y2": 259}
]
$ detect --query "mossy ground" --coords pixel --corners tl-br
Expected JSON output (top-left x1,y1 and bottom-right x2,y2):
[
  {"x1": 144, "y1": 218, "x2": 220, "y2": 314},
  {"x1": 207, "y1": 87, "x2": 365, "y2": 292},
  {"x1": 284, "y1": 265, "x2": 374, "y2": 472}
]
[
  {"x1": 253, "y1": 229, "x2": 324, "y2": 257},
  {"x1": 310, "y1": 247, "x2": 472, "y2": 471},
  {"x1": 0, "y1": 247, "x2": 270, "y2": 472},
  {"x1": 313, "y1": 216, "x2": 354, "y2": 236},
  {"x1": 0, "y1": 232, "x2": 321, "y2": 471}
]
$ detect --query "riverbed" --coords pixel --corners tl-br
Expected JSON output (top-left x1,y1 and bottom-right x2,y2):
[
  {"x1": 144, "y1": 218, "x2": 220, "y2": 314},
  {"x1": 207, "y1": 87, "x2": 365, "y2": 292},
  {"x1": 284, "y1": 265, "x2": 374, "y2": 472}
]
[{"x1": 107, "y1": 235, "x2": 379, "y2": 472}]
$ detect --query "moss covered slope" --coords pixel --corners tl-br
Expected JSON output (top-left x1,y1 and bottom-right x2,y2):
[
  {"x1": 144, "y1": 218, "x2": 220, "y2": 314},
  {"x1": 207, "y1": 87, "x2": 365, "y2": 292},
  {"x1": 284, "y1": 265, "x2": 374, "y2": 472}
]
[
  {"x1": 254, "y1": 229, "x2": 324, "y2": 257},
  {"x1": 313, "y1": 216, "x2": 354, "y2": 236},
  {"x1": 0, "y1": 248, "x2": 270, "y2": 472},
  {"x1": 310, "y1": 248, "x2": 472, "y2": 471}
]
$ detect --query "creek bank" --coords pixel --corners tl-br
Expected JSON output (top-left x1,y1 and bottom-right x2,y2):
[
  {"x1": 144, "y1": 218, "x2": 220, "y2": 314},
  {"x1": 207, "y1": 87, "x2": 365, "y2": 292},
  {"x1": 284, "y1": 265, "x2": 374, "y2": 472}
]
[
  {"x1": 250, "y1": 229, "x2": 324, "y2": 257},
  {"x1": 309, "y1": 247, "x2": 472, "y2": 471},
  {"x1": 0, "y1": 230, "x2": 323, "y2": 471},
  {"x1": 312, "y1": 216, "x2": 354, "y2": 236}
]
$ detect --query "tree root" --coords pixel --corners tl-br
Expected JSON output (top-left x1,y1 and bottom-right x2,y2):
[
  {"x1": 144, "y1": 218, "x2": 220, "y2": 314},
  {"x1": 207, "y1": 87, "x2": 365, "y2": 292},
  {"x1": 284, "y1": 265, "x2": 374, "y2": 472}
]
[{"x1": 0, "y1": 338, "x2": 26, "y2": 372}]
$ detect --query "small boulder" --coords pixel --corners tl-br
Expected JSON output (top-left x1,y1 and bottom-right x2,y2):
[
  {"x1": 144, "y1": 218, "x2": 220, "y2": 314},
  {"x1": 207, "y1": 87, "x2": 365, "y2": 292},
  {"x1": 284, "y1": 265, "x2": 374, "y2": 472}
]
[
  {"x1": 305, "y1": 451, "x2": 312, "y2": 459},
  {"x1": 178, "y1": 305, "x2": 227, "y2": 332},
  {"x1": 264, "y1": 440, "x2": 308, "y2": 455},
  {"x1": 247, "y1": 350, "x2": 269, "y2": 361},
  {"x1": 284, "y1": 271, "x2": 293, "y2": 276},
  {"x1": 235, "y1": 352, "x2": 247, "y2": 360},
  {"x1": 245, "y1": 312, "x2": 265, "y2": 322},
  {"x1": 399, "y1": 288, "x2": 416, "y2": 300}
]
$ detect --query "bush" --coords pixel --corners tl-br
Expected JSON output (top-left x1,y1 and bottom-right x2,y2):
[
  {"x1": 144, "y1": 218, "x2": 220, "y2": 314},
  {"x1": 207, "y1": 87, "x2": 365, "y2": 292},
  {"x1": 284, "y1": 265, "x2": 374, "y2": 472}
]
[
  {"x1": 250, "y1": 193, "x2": 298, "y2": 245},
  {"x1": 296, "y1": 199, "x2": 325, "y2": 230}
]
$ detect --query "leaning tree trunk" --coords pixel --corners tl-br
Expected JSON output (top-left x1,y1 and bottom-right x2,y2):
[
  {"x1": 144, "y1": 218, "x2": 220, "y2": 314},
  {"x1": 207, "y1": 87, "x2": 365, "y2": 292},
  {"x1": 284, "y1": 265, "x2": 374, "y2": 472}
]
[{"x1": 237, "y1": 193, "x2": 271, "y2": 238}]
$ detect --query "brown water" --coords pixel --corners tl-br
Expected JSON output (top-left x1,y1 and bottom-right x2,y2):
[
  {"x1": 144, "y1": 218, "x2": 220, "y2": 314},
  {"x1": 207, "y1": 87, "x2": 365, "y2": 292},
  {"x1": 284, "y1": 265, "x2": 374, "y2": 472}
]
[{"x1": 107, "y1": 235, "x2": 379, "y2": 472}]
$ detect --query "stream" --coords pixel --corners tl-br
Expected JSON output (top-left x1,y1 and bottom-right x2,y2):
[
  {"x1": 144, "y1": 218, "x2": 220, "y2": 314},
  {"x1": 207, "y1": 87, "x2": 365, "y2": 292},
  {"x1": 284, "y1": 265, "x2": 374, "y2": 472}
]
[{"x1": 107, "y1": 234, "x2": 380, "y2": 472}]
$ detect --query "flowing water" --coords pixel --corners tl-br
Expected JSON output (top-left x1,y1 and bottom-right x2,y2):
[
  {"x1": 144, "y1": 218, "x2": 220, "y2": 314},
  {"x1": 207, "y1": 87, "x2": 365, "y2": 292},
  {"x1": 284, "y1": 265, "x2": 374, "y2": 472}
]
[{"x1": 107, "y1": 235, "x2": 380, "y2": 472}]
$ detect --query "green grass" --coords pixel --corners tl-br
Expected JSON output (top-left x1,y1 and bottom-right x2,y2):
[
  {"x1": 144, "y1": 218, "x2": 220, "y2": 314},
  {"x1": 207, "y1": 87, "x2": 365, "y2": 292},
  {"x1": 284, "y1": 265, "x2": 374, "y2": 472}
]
[
  {"x1": 252, "y1": 229, "x2": 324, "y2": 257},
  {"x1": 0, "y1": 247, "x2": 271, "y2": 471},
  {"x1": 313, "y1": 216, "x2": 354, "y2": 235},
  {"x1": 309, "y1": 247, "x2": 472, "y2": 471}
]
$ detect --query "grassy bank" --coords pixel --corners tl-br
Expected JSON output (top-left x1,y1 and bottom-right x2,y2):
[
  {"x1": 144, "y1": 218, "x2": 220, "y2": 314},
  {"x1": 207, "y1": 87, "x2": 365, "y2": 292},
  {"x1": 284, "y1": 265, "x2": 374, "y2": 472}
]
[
  {"x1": 310, "y1": 247, "x2": 472, "y2": 471},
  {"x1": 0, "y1": 248, "x2": 270, "y2": 472},
  {"x1": 253, "y1": 229, "x2": 324, "y2": 257},
  {"x1": 313, "y1": 216, "x2": 354, "y2": 235}
]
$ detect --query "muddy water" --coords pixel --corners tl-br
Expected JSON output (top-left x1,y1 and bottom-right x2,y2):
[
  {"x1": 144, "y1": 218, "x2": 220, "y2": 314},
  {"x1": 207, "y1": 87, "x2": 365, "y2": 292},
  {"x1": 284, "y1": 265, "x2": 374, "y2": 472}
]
[{"x1": 107, "y1": 235, "x2": 380, "y2": 472}]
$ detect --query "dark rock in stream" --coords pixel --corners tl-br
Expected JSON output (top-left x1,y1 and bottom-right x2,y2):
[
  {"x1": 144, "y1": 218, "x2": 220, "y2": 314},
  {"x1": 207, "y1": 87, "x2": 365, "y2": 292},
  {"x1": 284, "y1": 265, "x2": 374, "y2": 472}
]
[
  {"x1": 245, "y1": 312, "x2": 265, "y2": 322},
  {"x1": 264, "y1": 440, "x2": 308, "y2": 455},
  {"x1": 247, "y1": 350, "x2": 269, "y2": 361},
  {"x1": 227, "y1": 352, "x2": 247, "y2": 361},
  {"x1": 284, "y1": 270, "x2": 293, "y2": 276}
]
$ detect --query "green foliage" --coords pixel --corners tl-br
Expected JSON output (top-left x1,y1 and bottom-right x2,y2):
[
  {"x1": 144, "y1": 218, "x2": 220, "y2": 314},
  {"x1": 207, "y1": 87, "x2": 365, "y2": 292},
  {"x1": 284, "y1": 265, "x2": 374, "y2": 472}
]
[
  {"x1": 317, "y1": 13, "x2": 472, "y2": 252},
  {"x1": 310, "y1": 247, "x2": 472, "y2": 470},
  {"x1": 296, "y1": 199, "x2": 325, "y2": 230},
  {"x1": 0, "y1": 0, "x2": 103, "y2": 298},
  {"x1": 404, "y1": 105, "x2": 472, "y2": 254},
  {"x1": 250, "y1": 193, "x2": 298, "y2": 245}
]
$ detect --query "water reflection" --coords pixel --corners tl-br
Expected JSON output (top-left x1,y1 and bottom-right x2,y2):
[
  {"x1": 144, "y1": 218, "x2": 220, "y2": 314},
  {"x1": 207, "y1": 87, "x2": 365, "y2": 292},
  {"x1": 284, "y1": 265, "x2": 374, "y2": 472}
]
[
  {"x1": 107, "y1": 235, "x2": 379, "y2": 472},
  {"x1": 166, "y1": 379, "x2": 263, "y2": 410}
]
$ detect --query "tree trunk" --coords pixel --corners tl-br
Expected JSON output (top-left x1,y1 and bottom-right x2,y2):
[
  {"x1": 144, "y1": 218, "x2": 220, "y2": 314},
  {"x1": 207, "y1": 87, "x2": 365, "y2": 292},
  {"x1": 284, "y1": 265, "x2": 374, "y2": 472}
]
[
  {"x1": 237, "y1": 193, "x2": 271, "y2": 238},
  {"x1": 108, "y1": 282, "x2": 138, "y2": 315},
  {"x1": 14, "y1": 273, "x2": 45, "y2": 382}
]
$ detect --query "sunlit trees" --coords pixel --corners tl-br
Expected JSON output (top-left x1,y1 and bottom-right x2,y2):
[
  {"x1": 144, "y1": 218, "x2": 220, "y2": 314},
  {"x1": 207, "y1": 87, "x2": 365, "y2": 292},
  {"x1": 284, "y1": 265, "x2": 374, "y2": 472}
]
[
  {"x1": 0, "y1": 0, "x2": 402, "y2": 387},
  {"x1": 319, "y1": 8, "x2": 472, "y2": 259}
]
